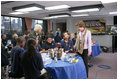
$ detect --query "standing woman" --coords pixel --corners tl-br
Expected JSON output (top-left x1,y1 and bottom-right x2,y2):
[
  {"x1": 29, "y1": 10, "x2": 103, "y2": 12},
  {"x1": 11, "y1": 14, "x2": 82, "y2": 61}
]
[{"x1": 75, "y1": 21, "x2": 92, "y2": 78}]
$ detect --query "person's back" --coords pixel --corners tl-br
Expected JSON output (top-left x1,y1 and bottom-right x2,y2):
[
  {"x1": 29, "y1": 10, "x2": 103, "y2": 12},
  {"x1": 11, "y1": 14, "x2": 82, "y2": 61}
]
[
  {"x1": 10, "y1": 46, "x2": 24, "y2": 78},
  {"x1": 10, "y1": 36, "x2": 25, "y2": 78},
  {"x1": 21, "y1": 38, "x2": 44, "y2": 79},
  {"x1": 54, "y1": 33, "x2": 62, "y2": 43},
  {"x1": 22, "y1": 51, "x2": 44, "y2": 79},
  {"x1": 11, "y1": 38, "x2": 17, "y2": 47}
]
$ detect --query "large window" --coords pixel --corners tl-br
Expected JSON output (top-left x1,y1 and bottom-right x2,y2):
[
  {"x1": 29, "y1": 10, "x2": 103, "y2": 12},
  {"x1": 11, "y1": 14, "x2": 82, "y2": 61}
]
[
  {"x1": 1, "y1": 16, "x2": 44, "y2": 37},
  {"x1": 11, "y1": 17, "x2": 22, "y2": 34},
  {"x1": 1, "y1": 16, "x2": 11, "y2": 34}
]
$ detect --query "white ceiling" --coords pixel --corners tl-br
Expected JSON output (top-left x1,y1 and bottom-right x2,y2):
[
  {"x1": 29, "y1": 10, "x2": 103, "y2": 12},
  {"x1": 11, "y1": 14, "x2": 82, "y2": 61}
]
[{"x1": 1, "y1": 1, "x2": 117, "y2": 19}]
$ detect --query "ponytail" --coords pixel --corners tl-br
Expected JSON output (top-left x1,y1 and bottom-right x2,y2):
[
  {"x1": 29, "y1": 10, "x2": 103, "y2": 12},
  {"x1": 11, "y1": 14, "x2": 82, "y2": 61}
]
[{"x1": 26, "y1": 38, "x2": 36, "y2": 60}]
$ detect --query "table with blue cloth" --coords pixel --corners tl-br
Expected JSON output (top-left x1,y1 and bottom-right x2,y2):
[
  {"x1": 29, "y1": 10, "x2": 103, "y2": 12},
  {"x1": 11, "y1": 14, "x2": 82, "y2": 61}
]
[
  {"x1": 91, "y1": 42, "x2": 102, "y2": 57},
  {"x1": 44, "y1": 56, "x2": 87, "y2": 79}
]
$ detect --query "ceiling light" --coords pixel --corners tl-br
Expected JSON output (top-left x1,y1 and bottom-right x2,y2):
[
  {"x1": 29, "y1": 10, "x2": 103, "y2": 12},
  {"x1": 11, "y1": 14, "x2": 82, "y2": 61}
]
[
  {"x1": 69, "y1": 4, "x2": 104, "y2": 13},
  {"x1": 50, "y1": 15, "x2": 70, "y2": 18},
  {"x1": 72, "y1": 8, "x2": 99, "y2": 13},
  {"x1": 43, "y1": 16, "x2": 57, "y2": 19},
  {"x1": 109, "y1": 11, "x2": 117, "y2": 14},
  {"x1": 45, "y1": 5, "x2": 70, "y2": 10},
  {"x1": 49, "y1": 13, "x2": 71, "y2": 18},
  {"x1": 101, "y1": 1, "x2": 117, "y2": 3},
  {"x1": 43, "y1": 13, "x2": 71, "y2": 19},
  {"x1": 15, "y1": 7, "x2": 42, "y2": 12},
  {"x1": 9, "y1": 12, "x2": 28, "y2": 15},
  {"x1": 12, "y1": 3, "x2": 44, "y2": 12},
  {"x1": 72, "y1": 14, "x2": 89, "y2": 17}
]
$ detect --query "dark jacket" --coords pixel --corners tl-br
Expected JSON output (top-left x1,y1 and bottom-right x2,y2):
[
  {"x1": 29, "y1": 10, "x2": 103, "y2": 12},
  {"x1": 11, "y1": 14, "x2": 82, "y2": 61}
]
[
  {"x1": 61, "y1": 39, "x2": 74, "y2": 53},
  {"x1": 29, "y1": 32, "x2": 42, "y2": 46},
  {"x1": 42, "y1": 41, "x2": 56, "y2": 50},
  {"x1": 36, "y1": 44, "x2": 42, "y2": 52},
  {"x1": 11, "y1": 38, "x2": 17, "y2": 47},
  {"x1": 72, "y1": 38, "x2": 76, "y2": 46},
  {"x1": 54, "y1": 36, "x2": 62, "y2": 43},
  {"x1": 1, "y1": 46, "x2": 9, "y2": 67},
  {"x1": 2, "y1": 39, "x2": 7, "y2": 46},
  {"x1": 22, "y1": 51, "x2": 44, "y2": 79},
  {"x1": 10, "y1": 46, "x2": 24, "y2": 78}
]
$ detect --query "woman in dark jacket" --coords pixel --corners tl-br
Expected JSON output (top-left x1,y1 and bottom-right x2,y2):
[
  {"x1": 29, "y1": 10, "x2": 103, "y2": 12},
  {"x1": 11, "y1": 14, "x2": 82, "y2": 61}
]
[{"x1": 22, "y1": 38, "x2": 46, "y2": 79}]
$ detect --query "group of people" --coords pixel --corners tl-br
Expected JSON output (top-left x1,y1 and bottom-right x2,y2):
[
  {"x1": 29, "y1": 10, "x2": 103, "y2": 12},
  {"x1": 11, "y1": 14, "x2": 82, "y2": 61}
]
[{"x1": 1, "y1": 20, "x2": 92, "y2": 79}]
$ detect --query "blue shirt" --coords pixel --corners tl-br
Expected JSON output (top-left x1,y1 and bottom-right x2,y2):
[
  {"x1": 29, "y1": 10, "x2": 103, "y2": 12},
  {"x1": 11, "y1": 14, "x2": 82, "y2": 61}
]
[
  {"x1": 61, "y1": 39, "x2": 74, "y2": 53},
  {"x1": 22, "y1": 51, "x2": 44, "y2": 79},
  {"x1": 11, "y1": 46, "x2": 24, "y2": 78},
  {"x1": 42, "y1": 41, "x2": 56, "y2": 50}
]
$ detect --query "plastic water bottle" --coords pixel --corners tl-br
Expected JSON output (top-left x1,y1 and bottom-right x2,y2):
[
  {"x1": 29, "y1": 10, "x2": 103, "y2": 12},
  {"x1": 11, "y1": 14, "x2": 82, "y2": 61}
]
[{"x1": 54, "y1": 53, "x2": 57, "y2": 63}]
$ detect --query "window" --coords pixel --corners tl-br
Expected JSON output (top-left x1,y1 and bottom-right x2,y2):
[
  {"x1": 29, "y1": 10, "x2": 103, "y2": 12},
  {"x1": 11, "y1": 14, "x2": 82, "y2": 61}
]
[
  {"x1": 1, "y1": 16, "x2": 43, "y2": 36},
  {"x1": 11, "y1": 17, "x2": 22, "y2": 34},
  {"x1": 1, "y1": 16, "x2": 11, "y2": 34}
]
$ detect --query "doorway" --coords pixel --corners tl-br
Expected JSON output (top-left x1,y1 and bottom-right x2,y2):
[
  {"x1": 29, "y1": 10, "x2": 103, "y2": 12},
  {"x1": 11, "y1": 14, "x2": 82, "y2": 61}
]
[{"x1": 56, "y1": 22, "x2": 67, "y2": 37}]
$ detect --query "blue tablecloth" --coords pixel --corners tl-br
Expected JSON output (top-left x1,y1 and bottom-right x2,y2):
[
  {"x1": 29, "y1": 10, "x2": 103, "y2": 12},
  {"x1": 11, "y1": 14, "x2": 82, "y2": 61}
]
[
  {"x1": 44, "y1": 56, "x2": 87, "y2": 79},
  {"x1": 91, "y1": 42, "x2": 102, "y2": 57}
]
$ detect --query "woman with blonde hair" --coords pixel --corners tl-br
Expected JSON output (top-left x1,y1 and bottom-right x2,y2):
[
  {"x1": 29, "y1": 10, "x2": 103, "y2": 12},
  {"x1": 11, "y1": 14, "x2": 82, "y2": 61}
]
[{"x1": 75, "y1": 20, "x2": 92, "y2": 78}]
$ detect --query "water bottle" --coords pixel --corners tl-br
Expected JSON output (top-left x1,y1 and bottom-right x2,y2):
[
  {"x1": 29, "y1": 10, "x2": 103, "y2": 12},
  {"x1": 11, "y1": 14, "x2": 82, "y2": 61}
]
[{"x1": 54, "y1": 53, "x2": 57, "y2": 63}]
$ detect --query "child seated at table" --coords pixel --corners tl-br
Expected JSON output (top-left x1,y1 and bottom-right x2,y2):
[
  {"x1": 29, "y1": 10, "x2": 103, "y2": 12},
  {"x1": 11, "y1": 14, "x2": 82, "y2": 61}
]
[
  {"x1": 61, "y1": 32, "x2": 74, "y2": 53},
  {"x1": 41, "y1": 35, "x2": 56, "y2": 53}
]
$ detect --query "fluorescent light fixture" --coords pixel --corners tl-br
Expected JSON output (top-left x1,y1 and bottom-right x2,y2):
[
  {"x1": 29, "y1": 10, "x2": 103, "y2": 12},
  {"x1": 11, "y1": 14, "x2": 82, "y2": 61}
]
[
  {"x1": 45, "y1": 5, "x2": 70, "y2": 10},
  {"x1": 43, "y1": 13, "x2": 70, "y2": 19},
  {"x1": 43, "y1": 16, "x2": 57, "y2": 19},
  {"x1": 9, "y1": 12, "x2": 28, "y2": 15},
  {"x1": 72, "y1": 8, "x2": 99, "y2": 13},
  {"x1": 15, "y1": 7, "x2": 42, "y2": 12},
  {"x1": 101, "y1": 1, "x2": 117, "y2": 3},
  {"x1": 44, "y1": 15, "x2": 69, "y2": 19},
  {"x1": 49, "y1": 13, "x2": 71, "y2": 19},
  {"x1": 69, "y1": 4, "x2": 103, "y2": 13},
  {"x1": 50, "y1": 15, "x2": 69, "y2": 18},
  {"x1": 12, "y1": 3, "x2": 44, "y2": 12},
  {"x1": 72, "y1": 14, "x2": 89, "y2": 17},
  {"x1": 109, "y1": 11, "x2": 117, "y2": 14}
]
